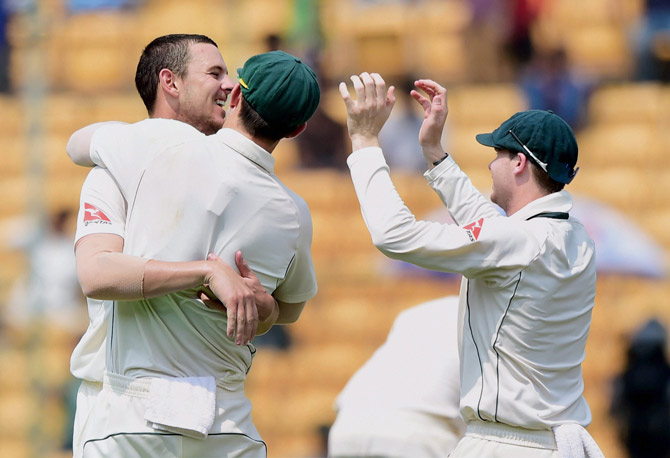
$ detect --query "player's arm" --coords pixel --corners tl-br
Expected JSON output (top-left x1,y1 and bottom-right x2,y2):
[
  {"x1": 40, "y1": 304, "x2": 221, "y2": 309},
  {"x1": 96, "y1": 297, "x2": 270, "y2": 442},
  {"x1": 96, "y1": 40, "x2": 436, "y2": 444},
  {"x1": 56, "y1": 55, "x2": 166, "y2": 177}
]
[
  {"x1": 205, "y1": 253, "x2": 280, "y2": 336},
  {"x1": 75, "y1": 235, "x2": 261, "y2": 345},
  {"x1": 66, "y1": 121, "x2": 127, "y2": 167},
  {"x1": 75, "y1": 235, "x2": 253, "y2": 300},
  {"x1": 276, "y1": 301, "x2": 306, "y2": 324}
]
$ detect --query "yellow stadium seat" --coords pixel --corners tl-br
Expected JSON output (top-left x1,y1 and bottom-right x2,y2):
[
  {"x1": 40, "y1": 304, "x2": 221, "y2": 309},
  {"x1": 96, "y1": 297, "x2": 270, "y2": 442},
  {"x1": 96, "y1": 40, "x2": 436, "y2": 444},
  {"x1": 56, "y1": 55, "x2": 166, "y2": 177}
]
[
  {"x1": 588, "y1": 83, "x2": 666, "y2": 125},
  {"x1": 47, "y1": 12, "x2": 140, "y2": 92},
  {"x1": 448, "y1": 84, "x2": 528, "y2": 126},
  {"x1": 0, "y1": 390, "x2": 34, "y2": 438},
  {"x1": 0, "y1": 95, "x2": 24, "y2": 137},
  {"x1": 577, "y1": 122, "x2": 665, "y2": 167}
]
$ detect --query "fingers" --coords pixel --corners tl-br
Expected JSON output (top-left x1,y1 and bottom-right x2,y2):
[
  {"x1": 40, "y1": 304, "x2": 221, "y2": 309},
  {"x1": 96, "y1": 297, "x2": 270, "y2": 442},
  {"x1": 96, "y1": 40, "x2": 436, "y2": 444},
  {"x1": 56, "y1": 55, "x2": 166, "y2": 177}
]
[
  {"x1": 410, "y1": 89, "x2": 431, "y2": 113},
  {"x1": 350, "y1": 74, "x2": 365, "y2": 102},
  {"x1": 236, "y1": 298, "x2": 247, "y2": 344},
  {"x1": 226, "y1": 303, "x2": 238, "y2": 341},
  {"x1": 338, "y1": 81, "x2": 352, "y2": 109},
  {"x1": 414, "y1": 79, "x2": 447, "y2": 109},
  {"x1": 231, "y1": 297, "x2": 258, "y2": 346},
  {"x1": 414, "y1": 79, "x2": 446, "y2": 97},
  {"x1": 235, "y1": 250, "x2": 252, "y2": 278},
  {"x1": 228, "y1": 294, "x2": 257, "y2": 346},
  {"x1": 387, "y1": 85, "x2": 396, "y2": 108},
  {"x1": 227, "y1": 300, "x2": 257, "y2": 345},
  {"x1": 341, "y1": 73, "x2": 389, "y2": 106},
  {"x1": 245, "y1": 297, "x2": 258, "y2": 343},
  {"x1": 359, "y1": 72, "x2": 377, "y2": 104}
]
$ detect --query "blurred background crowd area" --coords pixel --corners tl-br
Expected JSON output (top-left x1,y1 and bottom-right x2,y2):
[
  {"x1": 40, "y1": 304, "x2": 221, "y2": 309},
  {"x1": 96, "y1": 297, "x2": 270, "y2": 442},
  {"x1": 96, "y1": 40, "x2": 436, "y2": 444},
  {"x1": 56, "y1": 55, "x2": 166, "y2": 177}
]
[{"x1": 0, "y1": 0, "x2": 669, "y2": 457}]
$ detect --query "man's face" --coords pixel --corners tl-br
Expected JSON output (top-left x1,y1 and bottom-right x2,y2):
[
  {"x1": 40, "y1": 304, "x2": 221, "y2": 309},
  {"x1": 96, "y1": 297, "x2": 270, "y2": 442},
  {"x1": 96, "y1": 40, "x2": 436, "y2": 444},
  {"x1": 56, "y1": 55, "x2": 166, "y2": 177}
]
[
  {"x1": 177, "y1": 43, "x2": 234, "y2": 135},
  {"x1": 488, "y1": 149, "x2": 516, "y2": 212}
]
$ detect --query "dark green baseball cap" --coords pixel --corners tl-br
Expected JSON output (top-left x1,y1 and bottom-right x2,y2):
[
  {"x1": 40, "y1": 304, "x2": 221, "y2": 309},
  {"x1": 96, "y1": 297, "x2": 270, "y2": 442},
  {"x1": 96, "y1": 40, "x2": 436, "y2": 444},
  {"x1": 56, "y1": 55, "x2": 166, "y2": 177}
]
[
  {"x1": 476, "y1": 110, "x2": 579, "y2": 184},
  {"x1": 237, "y1": 50, "x2": 320, "y2": 129}
]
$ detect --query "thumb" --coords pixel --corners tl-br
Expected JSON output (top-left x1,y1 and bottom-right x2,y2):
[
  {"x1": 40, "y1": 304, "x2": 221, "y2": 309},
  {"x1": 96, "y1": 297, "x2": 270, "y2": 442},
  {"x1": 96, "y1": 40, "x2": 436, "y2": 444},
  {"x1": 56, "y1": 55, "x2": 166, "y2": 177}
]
[
  {"x1": 235, "y1": 250, "x2": 252, "y2": 277},
  {"x1": 207, "y1": 253, "x2": 220, "y2": 261},
  {"x1": 410, "y1": 90, "x2": 431, "y2": 114},
  {"x1": 386, "y1": 85, "x2": 396, "y2": 107}
]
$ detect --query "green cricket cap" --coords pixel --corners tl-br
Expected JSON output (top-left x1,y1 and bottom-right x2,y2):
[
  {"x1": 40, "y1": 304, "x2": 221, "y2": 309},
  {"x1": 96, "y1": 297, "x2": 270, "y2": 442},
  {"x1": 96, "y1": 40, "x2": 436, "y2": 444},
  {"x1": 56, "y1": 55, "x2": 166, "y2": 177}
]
[
  {"x1": 237, "y1": 50, "x2": 320, "y2": 129},
  {"x1": 476, "y1": 110, "x2": 579, "y2": 184}
]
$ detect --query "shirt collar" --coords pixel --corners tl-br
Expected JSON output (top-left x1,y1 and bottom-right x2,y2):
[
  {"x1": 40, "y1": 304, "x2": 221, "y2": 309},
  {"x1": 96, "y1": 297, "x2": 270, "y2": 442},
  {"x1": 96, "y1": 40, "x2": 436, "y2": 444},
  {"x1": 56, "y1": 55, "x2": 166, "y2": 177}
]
[
  {"x1": 214, "y1": 128, "x2": 275, "y2": 174},
  {"x1": 510, "y1": 190, "x2": 573, "y2": 221}
]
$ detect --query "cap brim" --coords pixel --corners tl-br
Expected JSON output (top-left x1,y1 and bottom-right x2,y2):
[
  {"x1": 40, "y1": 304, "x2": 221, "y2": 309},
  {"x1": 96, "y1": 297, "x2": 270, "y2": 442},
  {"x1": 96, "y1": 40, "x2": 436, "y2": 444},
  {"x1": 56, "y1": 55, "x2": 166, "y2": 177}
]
[{"x1": 475, "y1": 133, "x2": 496, "y2": 147}]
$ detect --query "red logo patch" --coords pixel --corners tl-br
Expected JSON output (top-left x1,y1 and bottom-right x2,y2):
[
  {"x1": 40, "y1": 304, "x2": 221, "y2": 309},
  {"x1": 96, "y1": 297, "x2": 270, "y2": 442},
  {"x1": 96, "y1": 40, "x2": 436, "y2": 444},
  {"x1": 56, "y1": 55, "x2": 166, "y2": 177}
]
[
  {"x1": 84, "y1": 203, "x2": 111, "y2": 222},
  {"x1": 463, "y1": 218, "x2": 484, "y2": 241}
]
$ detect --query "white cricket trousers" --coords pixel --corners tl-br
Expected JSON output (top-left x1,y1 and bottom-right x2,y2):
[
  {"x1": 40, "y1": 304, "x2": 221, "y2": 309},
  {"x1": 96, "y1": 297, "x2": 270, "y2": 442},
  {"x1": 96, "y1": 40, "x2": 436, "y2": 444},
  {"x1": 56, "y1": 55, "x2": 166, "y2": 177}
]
[
  {"x1": 72, "y1": 372, "x2": 266, "y2": 458},
  {"x1": 328, "y1": 408, "x2": 464, "y2": 457},
  {"x1": 449, "y1": 421, "x2": 558, "y2": 458}
]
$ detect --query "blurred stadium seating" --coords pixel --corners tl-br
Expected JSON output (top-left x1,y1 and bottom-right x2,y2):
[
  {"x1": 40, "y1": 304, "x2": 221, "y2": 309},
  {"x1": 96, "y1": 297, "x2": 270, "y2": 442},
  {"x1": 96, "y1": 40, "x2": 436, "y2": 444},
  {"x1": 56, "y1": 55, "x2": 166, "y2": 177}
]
[{"x1": 0, "y1": 0, "x2": 668, "y2": 457}]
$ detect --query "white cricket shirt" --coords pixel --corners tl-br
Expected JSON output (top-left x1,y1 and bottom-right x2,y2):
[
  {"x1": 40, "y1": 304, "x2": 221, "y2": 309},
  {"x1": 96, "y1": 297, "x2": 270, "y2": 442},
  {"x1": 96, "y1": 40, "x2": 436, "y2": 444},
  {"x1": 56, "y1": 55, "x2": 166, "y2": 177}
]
[
  {"x1": 348, "y1": 147, "x2": 596, "y2": 430},
  {"x1": 70, "y1": 167, "x2": 127, "y2": 381},
  {"x1": 83, "y1": 119, "x2": 317, "y2": 385},
  {"x1": 330, "y1": 297, "x2": 465, "y2": 456},
  {"x1": 335, "y1": 296, "x2": 462, "y2": 419}
]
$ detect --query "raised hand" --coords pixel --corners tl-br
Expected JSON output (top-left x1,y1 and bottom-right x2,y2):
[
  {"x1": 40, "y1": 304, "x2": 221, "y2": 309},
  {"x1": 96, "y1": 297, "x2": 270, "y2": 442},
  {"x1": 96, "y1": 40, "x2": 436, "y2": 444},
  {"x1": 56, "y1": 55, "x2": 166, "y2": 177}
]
[
  {"x1": 410, "y1": 79, "x2": 449, "y2": 163},
  {"x1": 339, "y1": 72, "x2": 395, "y2": 150}
]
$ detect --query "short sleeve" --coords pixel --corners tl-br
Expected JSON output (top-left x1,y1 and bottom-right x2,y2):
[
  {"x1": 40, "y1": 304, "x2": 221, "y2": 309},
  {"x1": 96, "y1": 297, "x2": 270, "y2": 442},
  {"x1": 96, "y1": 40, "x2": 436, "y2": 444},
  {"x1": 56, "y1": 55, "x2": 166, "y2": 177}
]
[
  {"x1": 89, "y1": 119, "x2": 204, "y2": 201},
  {"x1": 74, "y1": 167, "x2": 127, "y2": 244},
  {"x1": 272, "y1": 194, "x2": 318, "y2": 303},
  {"x1": 89, "y1": 123, "x2": 150, "y2": 201}
]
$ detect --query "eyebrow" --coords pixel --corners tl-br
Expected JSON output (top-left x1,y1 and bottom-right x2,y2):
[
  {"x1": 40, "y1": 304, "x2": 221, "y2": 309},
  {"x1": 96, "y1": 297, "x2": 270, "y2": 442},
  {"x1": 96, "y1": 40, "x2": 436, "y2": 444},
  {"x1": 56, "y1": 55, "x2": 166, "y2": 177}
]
[{"x1": 207, "y1": 65, "x2": 227, "y2": 74}]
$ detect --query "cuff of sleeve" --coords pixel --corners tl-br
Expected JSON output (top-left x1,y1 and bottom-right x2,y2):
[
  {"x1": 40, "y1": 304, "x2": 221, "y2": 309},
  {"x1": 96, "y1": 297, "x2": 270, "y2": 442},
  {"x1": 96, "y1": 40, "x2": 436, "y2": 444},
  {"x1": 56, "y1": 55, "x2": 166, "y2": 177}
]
[
  {"x1": 424, "y1": 154, "x2": 458, "y2": 183},
  {"x1": 347, "y1": 147, "x2": 387, "y2": 170}
]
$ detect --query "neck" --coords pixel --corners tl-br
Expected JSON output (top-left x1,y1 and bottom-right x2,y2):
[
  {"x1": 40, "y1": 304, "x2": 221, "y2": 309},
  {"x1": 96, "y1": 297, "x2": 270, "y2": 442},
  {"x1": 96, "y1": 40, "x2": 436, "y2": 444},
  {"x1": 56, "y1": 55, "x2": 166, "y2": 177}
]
[
  {"x1": 150, "y1": 102, "x2": 177, "y2": 121},
  {"x1": 223, "y1": 115, "x2": 279, "y2": 154},
  {"x1": 504, "y1": 187, "x2": 549, "y2": 216}
]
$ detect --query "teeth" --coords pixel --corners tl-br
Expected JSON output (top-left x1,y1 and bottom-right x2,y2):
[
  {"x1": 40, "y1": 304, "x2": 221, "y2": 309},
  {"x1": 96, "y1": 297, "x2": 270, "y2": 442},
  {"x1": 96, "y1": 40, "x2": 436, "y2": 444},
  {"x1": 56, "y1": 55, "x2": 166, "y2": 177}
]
[{"x1": 215, "y1": 100, "x2": 225, "y2": 107}]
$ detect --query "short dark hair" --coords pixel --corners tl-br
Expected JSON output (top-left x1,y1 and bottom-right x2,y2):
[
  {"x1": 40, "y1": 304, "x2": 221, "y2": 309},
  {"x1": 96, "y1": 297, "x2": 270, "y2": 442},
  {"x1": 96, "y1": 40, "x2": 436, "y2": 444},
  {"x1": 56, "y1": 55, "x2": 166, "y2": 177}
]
[
  {"x1": 530, "y1": 161, "x2": 565, "y2": 193},
  {"x1": 238, "y1": 97, "x2": 297, "y2": 141},
  {"x1": 504, "y1": 149, "x2": 565, "y2": 194},
  {"x1": 135, "y1": 34, "x2": 218, "y2": 114}
]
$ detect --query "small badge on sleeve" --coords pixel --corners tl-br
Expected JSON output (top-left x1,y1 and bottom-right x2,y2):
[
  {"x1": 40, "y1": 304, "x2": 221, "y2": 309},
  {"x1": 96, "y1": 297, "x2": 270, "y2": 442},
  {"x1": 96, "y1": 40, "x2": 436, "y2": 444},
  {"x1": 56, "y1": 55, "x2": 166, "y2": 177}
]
[
  {"x1": 83, "y1": 203, "x2": 111, "y2": 225},
  {"x1": 463, "y1": 218, "x2": 484, "y2": 242}
]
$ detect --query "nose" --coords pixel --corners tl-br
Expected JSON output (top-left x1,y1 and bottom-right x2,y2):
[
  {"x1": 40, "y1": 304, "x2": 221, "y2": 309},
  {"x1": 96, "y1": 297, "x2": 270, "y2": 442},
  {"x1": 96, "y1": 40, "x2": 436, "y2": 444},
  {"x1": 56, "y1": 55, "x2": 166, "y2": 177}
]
[{"x1": 221, "y1": 74, "x2": 234, "y2": 94}]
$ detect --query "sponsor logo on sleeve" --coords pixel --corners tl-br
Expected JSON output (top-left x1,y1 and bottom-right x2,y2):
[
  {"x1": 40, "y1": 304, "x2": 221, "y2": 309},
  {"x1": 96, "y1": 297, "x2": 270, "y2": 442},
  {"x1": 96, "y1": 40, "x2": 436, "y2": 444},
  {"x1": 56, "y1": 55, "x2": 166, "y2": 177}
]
[
  {"x1": 83, "y1": 203, "x2": 111, "y2": 226},
  {"x1": 463, "y1": 218, "x2": 484, "y2": 242}
]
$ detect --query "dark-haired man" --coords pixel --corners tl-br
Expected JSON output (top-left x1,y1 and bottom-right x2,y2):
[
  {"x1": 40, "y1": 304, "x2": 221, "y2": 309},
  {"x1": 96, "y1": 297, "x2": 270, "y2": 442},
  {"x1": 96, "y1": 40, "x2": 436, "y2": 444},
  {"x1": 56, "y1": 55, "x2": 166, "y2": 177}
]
[{"x1": 68, "y1": 40, "x2": 320, "y2": 457}]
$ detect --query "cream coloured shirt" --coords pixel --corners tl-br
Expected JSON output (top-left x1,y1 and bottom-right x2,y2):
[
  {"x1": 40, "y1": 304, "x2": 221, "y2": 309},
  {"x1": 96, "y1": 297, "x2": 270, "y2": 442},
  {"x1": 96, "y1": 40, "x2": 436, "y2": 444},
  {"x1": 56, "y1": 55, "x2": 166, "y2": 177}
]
[
  {"x1": 78, "y1": 119, "x2": 316, "y2": 385},
  {"x1": 348, "y1": 147, "x2": 596, "y2": 429},
  {"x1": 70, "y1": 167, "x2": 126, "y2": 382}
]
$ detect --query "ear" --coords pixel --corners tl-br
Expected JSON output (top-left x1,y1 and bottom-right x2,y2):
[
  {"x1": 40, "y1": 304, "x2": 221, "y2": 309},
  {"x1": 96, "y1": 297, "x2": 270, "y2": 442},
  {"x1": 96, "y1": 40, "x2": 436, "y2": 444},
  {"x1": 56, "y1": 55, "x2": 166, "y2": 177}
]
[
  {"x1": 158, "y1": 68, "x2": 180, "y2": 98},
  {"x1": 512, "y1": 152, "x2": 529, "y2": 176},
  {"x1": 285, "y1": 123, "x2": 307, "y2": 139},
  {"x1": 229, "y1": 83, "x2": 242, "y2": 109}
]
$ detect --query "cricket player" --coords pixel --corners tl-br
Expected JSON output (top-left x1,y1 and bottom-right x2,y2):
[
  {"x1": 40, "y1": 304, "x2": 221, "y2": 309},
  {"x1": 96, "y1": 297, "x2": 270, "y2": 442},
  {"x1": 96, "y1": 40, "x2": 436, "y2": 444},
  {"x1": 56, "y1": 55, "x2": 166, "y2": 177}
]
[
  {"x1": 339, "y1": 73, "x2": 603, "y2": 457},
  {"x1": 329, "y1": 296, "x2": 466, "y2": 457},
  {"x1": 69, "y1": 35, "x2": 263, "y2": 395},
  {"x1": 68, "y1": 50, "x2": 320, "y2": 457}
]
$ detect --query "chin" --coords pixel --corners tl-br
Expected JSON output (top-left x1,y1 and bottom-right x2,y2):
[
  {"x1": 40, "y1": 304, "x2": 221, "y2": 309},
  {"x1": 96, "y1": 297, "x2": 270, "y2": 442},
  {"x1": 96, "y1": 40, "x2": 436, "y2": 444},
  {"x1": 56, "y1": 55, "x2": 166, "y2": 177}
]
[{"x1": 205, "y1": 119, "x2": 224, "y2": 134}]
